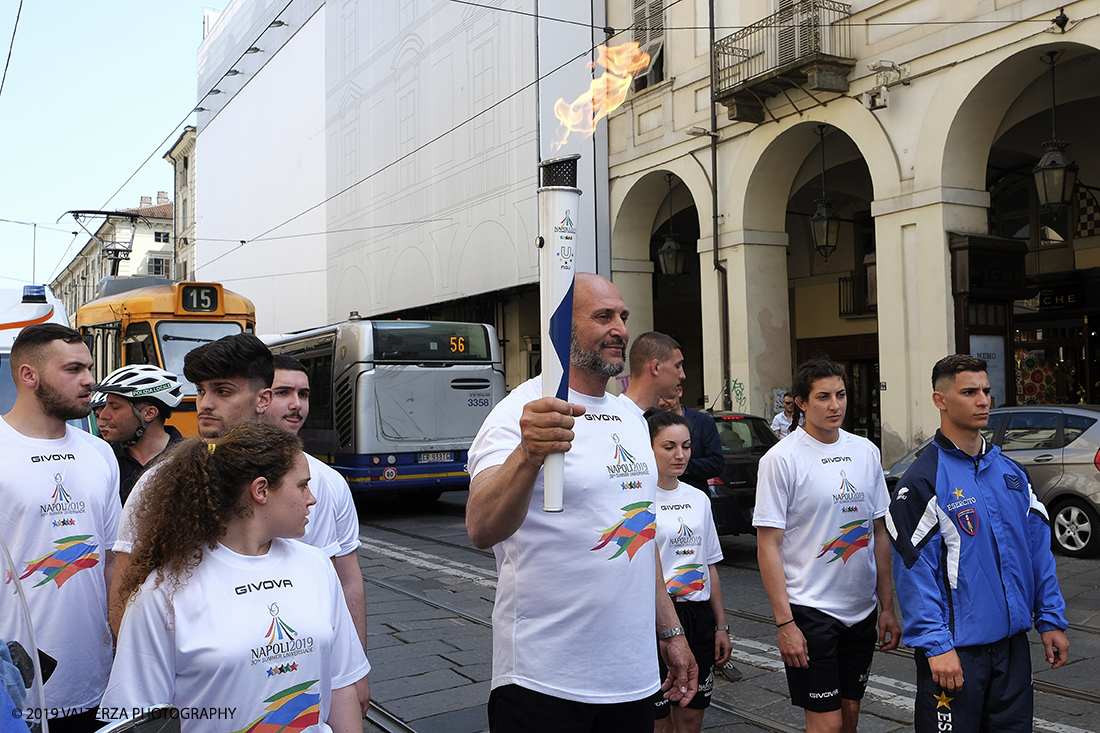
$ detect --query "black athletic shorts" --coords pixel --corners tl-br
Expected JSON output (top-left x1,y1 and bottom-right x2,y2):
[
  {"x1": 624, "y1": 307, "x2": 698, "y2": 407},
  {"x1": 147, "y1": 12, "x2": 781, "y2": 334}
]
[
  {"x1": 653, "y1": 599, "x2": 717, "y2": 718},
  {"x1": 488, "y1": 684, "x2": 654, "y2": 733},
  {"x1": 784, "y1": 604, "x2": 877, "y2": 713}
]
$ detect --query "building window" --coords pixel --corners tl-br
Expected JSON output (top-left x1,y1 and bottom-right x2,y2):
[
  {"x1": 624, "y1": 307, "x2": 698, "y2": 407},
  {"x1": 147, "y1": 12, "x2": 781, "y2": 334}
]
[
  {"x1": 154, "y1": 231, "x2": 170, "y2": 244},
  {"x1": 632, "y1": 0, "x2": 665, "y2": 93},
  {"x1": 148, "y1": 256, "x2": 170, "y2": 277}
]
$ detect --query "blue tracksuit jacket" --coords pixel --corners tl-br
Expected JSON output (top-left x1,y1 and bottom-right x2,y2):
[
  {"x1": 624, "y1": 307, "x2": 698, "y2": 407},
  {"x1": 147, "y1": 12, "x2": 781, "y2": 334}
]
[{"x1": 886, "y1": 431, "x2": 1067, "y2": 657}]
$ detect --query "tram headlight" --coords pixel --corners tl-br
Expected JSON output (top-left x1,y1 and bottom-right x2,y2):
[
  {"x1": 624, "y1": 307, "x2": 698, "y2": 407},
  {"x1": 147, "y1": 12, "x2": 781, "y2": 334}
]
[
  {"x1": 371, "y1": 456, "x2": 380, "y2": 465},
  {"x1": 387, "y1": 455, "x2": 396, "y2": 465}
]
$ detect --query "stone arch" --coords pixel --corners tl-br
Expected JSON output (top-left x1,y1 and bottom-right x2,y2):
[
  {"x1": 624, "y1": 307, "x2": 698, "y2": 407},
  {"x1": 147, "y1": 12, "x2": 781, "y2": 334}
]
[
  {"x1": 920, "y1": 40, "x2": 1100, "y2": 193},
  {"x1": 611, "y1": 158, "x2": 711, "y2": 261},
  {"x1": 728, "y1": 97, "x2": 901, "y2": 233}
]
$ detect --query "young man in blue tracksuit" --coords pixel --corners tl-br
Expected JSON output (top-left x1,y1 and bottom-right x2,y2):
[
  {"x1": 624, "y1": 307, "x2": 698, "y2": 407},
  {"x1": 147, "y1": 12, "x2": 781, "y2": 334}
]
[{"x1": 887, "y1": 354, "x2": 1069, "y2": 732}]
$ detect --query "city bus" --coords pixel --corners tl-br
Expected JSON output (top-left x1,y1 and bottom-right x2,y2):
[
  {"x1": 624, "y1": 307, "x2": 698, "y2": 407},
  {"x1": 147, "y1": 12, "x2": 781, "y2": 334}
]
[
  {"x1": 77, "y1": 279, "x2": 256, "y2": 437},
  {"x1": 267, "y1": 317, "x2": 504, "y2": 498}
]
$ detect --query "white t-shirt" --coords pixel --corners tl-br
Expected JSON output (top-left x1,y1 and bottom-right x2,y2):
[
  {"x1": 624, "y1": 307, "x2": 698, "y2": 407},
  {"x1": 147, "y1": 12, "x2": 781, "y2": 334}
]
[
  {"x1": 0, "y1": 416, "x2": 120, "y2": 715},
  {"x1": 770, "y1": 413, "x2": 793, "y2": 438},
  {"x1": 468, "y1": 377, "x2": 660, "y2": 704},
  {"x1": 101, "y1": 539, "x2": 369, "y2": 733},
  {"x1": 118, "y1": 452, "x2": 358, "y2": 558},
  {"x1": 753, "y1": 428, "x2": 889, "y2": 625},
  {"x1": 302, "y1": 454, "x2": 360, "y2": 558},
  {"x1": 655, "y1": 482, "x2": 723, "y2": 603}
]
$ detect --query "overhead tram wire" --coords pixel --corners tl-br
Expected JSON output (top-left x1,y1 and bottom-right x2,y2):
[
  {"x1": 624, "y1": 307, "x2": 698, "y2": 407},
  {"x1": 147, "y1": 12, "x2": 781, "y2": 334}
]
[
  {"x1": 97, "y1": 0, "x2": 297, "y2": 212},
  {"x1": 156, "y1": 0, "x2": 1067, "y2": 273},
  {"x1": 0, "y1": 0, "x2": 24, "y2": 104},
  {"x1": 229, "y1": 22, "x2": 644, "y2": 253},
  {"x1": 450, "y1": 0, "x2": 1059, "y2": 29}
]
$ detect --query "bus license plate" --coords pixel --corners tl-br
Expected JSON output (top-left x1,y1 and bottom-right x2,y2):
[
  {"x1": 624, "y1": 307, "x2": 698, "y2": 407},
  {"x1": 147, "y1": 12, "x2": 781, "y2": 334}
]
[{"x1": 418, "y1": 451, "x2": 452, "y2": 463}]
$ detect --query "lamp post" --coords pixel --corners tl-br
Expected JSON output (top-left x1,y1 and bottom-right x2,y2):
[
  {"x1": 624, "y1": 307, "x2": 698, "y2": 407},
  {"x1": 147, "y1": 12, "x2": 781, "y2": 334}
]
[
  {"x1": 810, "y1": 125, "x2": 841, "y2": 260},
  {"x1": 1033, "y1": 50, "x2": 1078, "y2": 217}
]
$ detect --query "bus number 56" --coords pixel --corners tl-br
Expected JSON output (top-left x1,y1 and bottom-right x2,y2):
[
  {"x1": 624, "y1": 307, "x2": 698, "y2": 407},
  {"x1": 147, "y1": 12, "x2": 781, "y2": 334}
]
[{"x1": 450, "y1": 336, "x2": 465, "y2": 353}]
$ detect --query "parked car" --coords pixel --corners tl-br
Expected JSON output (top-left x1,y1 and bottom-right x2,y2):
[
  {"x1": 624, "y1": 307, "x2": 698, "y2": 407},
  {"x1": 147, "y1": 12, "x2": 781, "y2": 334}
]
[
  {"x1": 705, "y1": 412, "x2": 779, "y2": 536},
  {"x1": 883, "y1": 405, "x2": 1100, "y2": 558}
]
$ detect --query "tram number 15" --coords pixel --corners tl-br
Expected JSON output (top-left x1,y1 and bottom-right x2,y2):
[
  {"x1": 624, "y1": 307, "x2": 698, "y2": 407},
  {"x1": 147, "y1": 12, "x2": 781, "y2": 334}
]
[
  {"x1": 181, "y1": 285, "x2": 219, "y2": 313},
  {"x1": 450, "y1": 336, "x2": 465, "y2": 353}
]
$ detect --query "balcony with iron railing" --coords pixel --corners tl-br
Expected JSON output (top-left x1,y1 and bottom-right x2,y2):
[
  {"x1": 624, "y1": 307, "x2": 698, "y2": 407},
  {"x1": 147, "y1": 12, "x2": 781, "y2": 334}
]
[
  {"x1": 839, "y1": 272, "x2": 877, "y2": 317},
  {"x1": 712, "y1": 0, "x2": 856, "y2": 123}
]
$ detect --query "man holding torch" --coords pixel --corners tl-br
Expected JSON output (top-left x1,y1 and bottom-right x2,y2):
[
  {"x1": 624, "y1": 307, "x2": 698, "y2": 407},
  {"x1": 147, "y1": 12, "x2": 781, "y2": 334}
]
[{"x1": 467, "y1": 273, "x2": 698, "y2": 732}]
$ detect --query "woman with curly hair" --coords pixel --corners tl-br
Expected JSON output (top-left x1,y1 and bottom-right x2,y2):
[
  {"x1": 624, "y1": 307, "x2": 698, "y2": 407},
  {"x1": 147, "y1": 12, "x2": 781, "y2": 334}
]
[{"x1": 100, "y1": 422, "x2": 369, "y2": 733}]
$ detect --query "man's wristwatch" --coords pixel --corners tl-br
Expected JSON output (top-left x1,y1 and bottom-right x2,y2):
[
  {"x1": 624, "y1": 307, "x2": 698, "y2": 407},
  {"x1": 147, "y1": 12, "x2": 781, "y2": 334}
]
[
  {"x1": 715, "y1": 625, "x2": 729, "y2": 632},
  {"x1": 657, "y1": 626, "x2": 685, "y2": 640}
]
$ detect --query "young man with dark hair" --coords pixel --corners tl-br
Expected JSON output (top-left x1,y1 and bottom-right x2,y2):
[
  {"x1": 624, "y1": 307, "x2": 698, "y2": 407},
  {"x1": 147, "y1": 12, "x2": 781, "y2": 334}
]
[
  {"x1": 0, "y1": 323, "x2": 120, "y2": 733},
  {"x1": 623, "y1": 331, "x2": 685, "y2": 414},
  {"x1": 261, "y1": 354, "x2": 371, "y2": 715},
  {"x1": 888, "y1": 354, "x2": 1069, "y2": 733},
  {"x1": 109, "y1": 333, "x2": 275, "y2": 633}
]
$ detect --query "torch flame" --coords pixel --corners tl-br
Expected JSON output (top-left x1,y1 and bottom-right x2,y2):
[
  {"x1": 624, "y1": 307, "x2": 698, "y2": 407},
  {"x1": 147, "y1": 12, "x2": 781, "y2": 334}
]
[{"x1": 551, "y1": 43, "x2": 650, "y2": 152}]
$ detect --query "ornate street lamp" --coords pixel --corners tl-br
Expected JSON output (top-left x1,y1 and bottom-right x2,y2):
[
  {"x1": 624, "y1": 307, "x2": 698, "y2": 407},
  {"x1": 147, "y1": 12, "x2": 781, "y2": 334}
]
[
  {"x1": 658, "y1": 173, "x2": 685, "y2": 276},
  {"x1": 810, "y1": 125, "x2": 841, "y2": 260},
  {"x1": 1033, "y1": 50, "x2": 1078, "y2": 217}
]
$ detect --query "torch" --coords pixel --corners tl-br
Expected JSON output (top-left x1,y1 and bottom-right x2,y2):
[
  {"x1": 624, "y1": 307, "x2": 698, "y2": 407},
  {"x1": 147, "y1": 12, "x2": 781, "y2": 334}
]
[{"x1": 537, "y1": 154, "x2": 581, "y2": 512}]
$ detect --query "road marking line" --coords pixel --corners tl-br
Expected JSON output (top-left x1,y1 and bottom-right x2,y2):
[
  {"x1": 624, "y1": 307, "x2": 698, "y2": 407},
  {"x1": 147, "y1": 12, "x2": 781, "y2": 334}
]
[
  {"x1": 360, "y1": 537, "x2": 1096, "y2": 733},
  {"x1": 726, "y1": 640, "x2": 1094, "y2": 732},
  {"x1": 359, "y1": 536, "x2": 499, "y2": 589}
]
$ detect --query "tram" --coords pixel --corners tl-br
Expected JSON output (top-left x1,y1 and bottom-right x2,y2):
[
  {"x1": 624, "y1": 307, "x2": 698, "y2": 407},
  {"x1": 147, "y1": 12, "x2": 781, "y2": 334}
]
[{"x1": 77, "y1": 279, "x2": 256, "y2": 437}]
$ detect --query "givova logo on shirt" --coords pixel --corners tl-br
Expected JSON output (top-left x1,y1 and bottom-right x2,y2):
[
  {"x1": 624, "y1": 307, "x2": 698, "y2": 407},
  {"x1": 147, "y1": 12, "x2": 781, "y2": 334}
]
[
  {"x1": 39, "y1": 474, "x2": 86, "y2": 517},
  {"x1": 18, "y1": 535, "x2": 100, "y2": 588},
  {"x1": 666, "y1": 564, "x2": 707, "y2": 596},
  {"x1": 251, "y1": 603, "x2": 314, "y2": 666},
  {"x1": 591, "y1": 502, "x2": 655, "y2": 560},
  {"x1": 233, "y1": 680, "x2": 320, "y2": 733},
  {"x1": 606, "y1": 434, "x2": 650, "y2": 479}
]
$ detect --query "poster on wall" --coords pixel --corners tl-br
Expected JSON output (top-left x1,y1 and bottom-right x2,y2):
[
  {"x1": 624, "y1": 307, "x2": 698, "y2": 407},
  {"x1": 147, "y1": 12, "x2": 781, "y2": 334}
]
[{"x1": 970, "y1": 334, "x2": 1006, "y2": 408}]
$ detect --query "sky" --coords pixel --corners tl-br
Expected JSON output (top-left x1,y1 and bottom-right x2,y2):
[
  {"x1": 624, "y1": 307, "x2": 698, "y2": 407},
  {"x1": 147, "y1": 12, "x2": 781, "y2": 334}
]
[{"x1": 0, "y1": 0, "x2": 214, "y2": 289}]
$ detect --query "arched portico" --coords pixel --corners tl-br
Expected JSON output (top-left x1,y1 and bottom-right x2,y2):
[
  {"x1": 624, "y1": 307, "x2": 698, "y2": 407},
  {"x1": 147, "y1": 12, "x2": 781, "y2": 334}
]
[
  {"x1": 721, "y1": 101, "x2": 895, "y2": 426},
  {"x1": 610, "y1": 163, "x2": 712, "y2": 403}
]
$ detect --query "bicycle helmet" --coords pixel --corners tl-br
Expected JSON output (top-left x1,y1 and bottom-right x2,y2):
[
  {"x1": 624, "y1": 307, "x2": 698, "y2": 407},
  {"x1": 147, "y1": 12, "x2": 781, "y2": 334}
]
[
  {"x1": 92, "y1": 365, "x2": 184, "y2": 410},
  {"x1": 92, "y1": 365, "x2": 184, "y2": 446}
]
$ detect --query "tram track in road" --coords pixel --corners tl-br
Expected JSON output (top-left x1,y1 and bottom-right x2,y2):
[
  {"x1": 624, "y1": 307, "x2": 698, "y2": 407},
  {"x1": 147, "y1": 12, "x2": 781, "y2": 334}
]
[
  {"x1": 359, "y1": 512, "x2": 1100, "y2": 726},
  {"x1": 360, "y1": 565, "x2": 859, "y2": 733}
]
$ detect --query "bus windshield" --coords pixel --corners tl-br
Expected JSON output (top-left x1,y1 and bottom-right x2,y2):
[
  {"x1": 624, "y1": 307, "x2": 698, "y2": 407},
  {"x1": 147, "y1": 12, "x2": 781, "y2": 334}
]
[
  {"x1": 373, "y1": 322, "x2": 491, "y2": 362},
  {"x1": 157, "y1": 321, "x2": 244, "y2": 394}
]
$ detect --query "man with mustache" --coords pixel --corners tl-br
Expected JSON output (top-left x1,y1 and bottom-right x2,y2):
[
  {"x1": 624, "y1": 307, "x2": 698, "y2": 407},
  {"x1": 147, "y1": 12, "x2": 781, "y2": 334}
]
[
  {"x1": 467, "y1": 273, "x2": 697, "y2": 733},
  {"x1": 0, "y1": 323, "x2": 120, "y2": 733}
]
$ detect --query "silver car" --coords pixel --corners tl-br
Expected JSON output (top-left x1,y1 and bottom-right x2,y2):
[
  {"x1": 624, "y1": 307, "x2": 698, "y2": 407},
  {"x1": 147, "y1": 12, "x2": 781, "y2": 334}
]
[{"x1": 883, "y1": 405, "x2": 1100, "y2": 558}]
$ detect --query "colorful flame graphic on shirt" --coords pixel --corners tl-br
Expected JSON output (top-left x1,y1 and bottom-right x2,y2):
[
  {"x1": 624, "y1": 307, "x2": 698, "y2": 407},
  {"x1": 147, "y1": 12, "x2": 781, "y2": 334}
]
[
  {"x1": 817, "y1": 520, "x2": 871, "y2": 564},
  {"x1": 19, "y1": 535, "x2": 100, "y2": 588},
  {"x1": 234, "y1": 681, "x2": 320, "y2": 733},
  {"x1": 666, "y1": 564, "x2": 707, "y2": 596},
  {"x1": 592, "y1": 502, "x2": 656, "y2": 560}
]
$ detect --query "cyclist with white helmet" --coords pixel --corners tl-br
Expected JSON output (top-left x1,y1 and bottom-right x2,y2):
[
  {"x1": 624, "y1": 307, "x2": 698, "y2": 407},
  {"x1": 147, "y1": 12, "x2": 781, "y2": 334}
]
[{"x1": 92, "y1": 364, "x2": 184, "y2": 503}]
